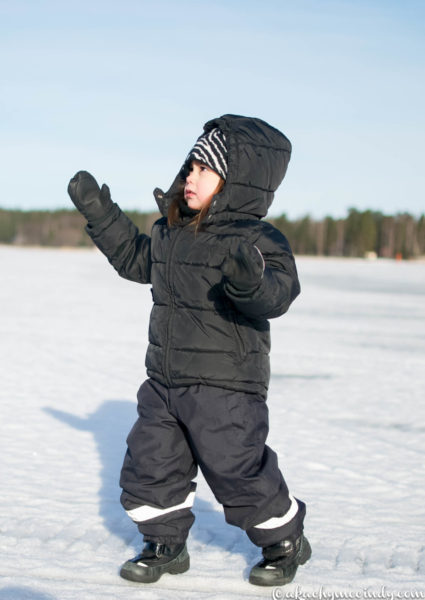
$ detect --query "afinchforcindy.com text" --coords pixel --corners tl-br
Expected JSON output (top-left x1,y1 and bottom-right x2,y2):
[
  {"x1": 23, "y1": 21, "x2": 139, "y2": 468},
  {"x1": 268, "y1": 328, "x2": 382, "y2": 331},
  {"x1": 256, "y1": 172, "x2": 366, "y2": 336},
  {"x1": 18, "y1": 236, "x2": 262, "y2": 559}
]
[{"x1": 272, "y1": 586, "x2": 425, "y2": 600}]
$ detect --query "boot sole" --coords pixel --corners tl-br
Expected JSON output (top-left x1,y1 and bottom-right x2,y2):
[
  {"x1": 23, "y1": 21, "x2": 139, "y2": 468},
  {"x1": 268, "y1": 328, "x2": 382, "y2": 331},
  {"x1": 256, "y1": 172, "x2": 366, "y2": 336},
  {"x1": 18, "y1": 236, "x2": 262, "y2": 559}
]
[
  {"x1": 120, "y1": 548, "x2": 190, "y2": 583},
  {"x1": 249, "y1": 536, "x2": 312, "y2": 587}
]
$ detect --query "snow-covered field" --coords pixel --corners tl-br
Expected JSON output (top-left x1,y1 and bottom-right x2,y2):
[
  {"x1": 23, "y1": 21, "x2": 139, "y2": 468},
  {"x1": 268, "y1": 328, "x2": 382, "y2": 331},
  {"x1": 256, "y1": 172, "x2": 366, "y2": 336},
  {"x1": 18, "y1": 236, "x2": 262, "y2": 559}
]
[{"x1": 1, "y1": 245, "x2": 424, "y2": 600}]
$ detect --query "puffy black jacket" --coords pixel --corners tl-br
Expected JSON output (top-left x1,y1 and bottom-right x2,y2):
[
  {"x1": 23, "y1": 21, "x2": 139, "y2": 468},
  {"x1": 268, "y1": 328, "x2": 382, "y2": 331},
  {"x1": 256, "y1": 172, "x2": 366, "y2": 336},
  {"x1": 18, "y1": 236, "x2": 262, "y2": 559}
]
[{"x1": 87, "y1": 115, "x2": 300, "y2": 396}]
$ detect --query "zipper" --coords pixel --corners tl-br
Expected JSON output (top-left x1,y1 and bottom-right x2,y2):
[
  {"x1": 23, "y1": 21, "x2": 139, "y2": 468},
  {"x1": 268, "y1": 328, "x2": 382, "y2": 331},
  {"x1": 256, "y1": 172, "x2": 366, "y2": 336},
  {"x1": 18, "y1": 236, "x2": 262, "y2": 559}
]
[
  {"x1": 162, "y1": 228, "x2": 182, "y2": 386},
  {"x1": 231, "y1": 312, "x2": 246, "y2": 363}
]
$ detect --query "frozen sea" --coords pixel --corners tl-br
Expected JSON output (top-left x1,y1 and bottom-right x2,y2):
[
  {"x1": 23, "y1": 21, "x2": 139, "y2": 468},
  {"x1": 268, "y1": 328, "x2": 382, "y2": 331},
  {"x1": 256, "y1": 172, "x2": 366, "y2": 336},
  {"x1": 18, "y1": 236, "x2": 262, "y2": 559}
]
[{"x1": 0, "y1": 245, "x2": 424, "y2": 600}]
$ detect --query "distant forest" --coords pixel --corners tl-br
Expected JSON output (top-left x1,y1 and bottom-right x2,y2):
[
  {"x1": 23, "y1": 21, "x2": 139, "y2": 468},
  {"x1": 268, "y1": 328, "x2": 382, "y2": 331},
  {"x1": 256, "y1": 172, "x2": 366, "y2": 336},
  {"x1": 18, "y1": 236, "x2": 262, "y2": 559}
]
[{"x1": 1, "y1": 207, "x2": 424, "y2": 259}]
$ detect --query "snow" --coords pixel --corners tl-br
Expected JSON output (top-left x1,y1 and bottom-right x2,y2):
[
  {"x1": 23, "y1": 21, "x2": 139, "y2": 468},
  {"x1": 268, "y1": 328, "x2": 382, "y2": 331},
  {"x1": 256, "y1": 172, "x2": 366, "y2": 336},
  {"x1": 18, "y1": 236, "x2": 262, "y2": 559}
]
[{"x1": 1, "y1": 246, "x2": 424, "y2": 599}]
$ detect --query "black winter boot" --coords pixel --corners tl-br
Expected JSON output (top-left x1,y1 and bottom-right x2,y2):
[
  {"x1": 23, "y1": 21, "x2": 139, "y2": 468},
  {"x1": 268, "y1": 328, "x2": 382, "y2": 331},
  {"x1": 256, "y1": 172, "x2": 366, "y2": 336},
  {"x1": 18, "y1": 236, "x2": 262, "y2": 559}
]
[
  {"x1": 249, "y1": 534, "x2": 311, "y2": 586},
  {"x1": 120, "y1": 541, "x2": 190, "y2": 583}
]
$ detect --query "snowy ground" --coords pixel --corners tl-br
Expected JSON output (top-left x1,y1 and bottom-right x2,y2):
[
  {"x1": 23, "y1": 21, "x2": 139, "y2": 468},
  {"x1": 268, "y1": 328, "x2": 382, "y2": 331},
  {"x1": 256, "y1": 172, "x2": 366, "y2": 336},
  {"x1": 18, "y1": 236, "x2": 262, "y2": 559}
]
[{"x1": 1, "y1": 245, "x2": 424, "y2": 600}]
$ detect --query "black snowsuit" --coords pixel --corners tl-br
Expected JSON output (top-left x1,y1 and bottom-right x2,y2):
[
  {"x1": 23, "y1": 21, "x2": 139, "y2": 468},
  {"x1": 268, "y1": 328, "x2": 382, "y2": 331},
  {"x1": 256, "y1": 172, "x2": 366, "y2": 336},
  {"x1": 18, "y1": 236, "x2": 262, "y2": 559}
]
[{"x1": 86, "y1": 114, "x2": 306, "y2": 547}]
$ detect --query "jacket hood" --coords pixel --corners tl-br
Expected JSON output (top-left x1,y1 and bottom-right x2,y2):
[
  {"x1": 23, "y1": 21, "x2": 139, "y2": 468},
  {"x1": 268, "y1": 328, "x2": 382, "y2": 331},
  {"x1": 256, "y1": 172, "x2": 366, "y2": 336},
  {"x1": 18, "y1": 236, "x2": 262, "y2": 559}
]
[{"x1": 154, "y1": 114, "x2": 292, "y2": 219}]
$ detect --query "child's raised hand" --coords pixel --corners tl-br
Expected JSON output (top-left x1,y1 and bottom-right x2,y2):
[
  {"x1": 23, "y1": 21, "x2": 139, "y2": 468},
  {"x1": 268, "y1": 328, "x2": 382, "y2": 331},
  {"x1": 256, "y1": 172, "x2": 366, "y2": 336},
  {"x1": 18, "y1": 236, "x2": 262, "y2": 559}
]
[
  {"x1": 68, "y1": 171, "x2": 113, "y2": 222},
  {"x1": 221, "y1": 242, "x2": 265, "y2": 294}
]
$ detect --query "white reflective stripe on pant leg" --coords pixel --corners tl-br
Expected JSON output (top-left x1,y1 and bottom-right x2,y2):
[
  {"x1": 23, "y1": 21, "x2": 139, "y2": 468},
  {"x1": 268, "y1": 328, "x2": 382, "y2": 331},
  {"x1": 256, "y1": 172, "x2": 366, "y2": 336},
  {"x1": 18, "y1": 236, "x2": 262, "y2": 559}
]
[
  {"x1": 253, "y1": 494, "x2": 298, "y2": 529},
  {"x1": 126, "y1": 491, "x2": 196, "y2": 523}
]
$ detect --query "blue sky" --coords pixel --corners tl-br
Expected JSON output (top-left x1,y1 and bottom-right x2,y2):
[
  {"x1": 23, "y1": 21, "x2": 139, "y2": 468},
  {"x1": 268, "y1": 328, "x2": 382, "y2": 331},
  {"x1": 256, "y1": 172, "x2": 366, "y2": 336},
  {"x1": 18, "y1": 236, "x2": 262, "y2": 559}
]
[{"x1": 1, "y1": 0, "x2": 424, "y2": 219}]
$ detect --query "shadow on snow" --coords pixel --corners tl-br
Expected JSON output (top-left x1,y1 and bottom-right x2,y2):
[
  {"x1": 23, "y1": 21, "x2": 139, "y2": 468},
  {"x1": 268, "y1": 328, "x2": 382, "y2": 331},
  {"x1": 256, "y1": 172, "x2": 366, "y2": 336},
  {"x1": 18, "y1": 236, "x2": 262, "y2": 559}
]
[
  {"x1": 44, "y1": 400, "x2": 254, "y2": 563},
  {"x1": 0, "y1": 587, "x2": 56, "y2": 600}
]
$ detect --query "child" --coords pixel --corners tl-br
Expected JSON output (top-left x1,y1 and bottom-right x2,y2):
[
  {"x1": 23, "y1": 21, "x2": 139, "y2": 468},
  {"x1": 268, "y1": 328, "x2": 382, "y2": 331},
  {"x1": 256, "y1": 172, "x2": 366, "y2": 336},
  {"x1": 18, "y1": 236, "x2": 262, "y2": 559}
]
[{"x1": 68, "y1": 114, "x2": 311, "y2": 587}]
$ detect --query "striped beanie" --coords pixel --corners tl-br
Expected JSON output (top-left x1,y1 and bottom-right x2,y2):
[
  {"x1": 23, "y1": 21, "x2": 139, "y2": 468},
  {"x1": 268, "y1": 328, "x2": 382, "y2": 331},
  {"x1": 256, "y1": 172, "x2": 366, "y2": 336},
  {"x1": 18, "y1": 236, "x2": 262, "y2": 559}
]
[{"x1": 185, "y1": 127, "x2": 227, "y2": 180}]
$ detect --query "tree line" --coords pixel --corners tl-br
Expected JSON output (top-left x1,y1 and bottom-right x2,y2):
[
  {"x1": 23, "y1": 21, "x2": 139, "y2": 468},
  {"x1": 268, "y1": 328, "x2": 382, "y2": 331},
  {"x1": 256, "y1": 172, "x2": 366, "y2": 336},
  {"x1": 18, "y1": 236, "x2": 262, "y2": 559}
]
[{"x1": 1, "y1": 207, "x2": 424, "y2": 259}]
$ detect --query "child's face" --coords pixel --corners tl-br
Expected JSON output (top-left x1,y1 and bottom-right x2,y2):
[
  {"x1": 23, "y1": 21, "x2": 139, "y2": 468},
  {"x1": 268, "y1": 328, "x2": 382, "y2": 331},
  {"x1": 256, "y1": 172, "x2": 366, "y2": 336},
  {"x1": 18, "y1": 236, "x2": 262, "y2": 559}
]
[{"x1": 184, "y1": 160, "x2": 222, "y2": 210}]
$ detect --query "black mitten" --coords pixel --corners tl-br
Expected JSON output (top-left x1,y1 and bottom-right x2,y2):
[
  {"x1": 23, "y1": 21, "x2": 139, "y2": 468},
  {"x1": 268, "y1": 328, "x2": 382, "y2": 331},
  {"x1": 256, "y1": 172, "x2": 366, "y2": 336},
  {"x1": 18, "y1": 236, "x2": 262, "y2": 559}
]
[
  {"x1": 68, "y1": 171, "x2": 113, "y2": 223},
  {"x1": 221, "y1": 242, "x2": 265, "y2": 294}
]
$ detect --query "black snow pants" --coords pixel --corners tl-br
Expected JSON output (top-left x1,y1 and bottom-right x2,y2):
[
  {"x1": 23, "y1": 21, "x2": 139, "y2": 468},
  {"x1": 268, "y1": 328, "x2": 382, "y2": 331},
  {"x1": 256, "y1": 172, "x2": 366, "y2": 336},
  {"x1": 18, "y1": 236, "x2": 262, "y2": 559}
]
[{"x1": 120, "y1": 378, "x2": 306, "y2": 547}]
